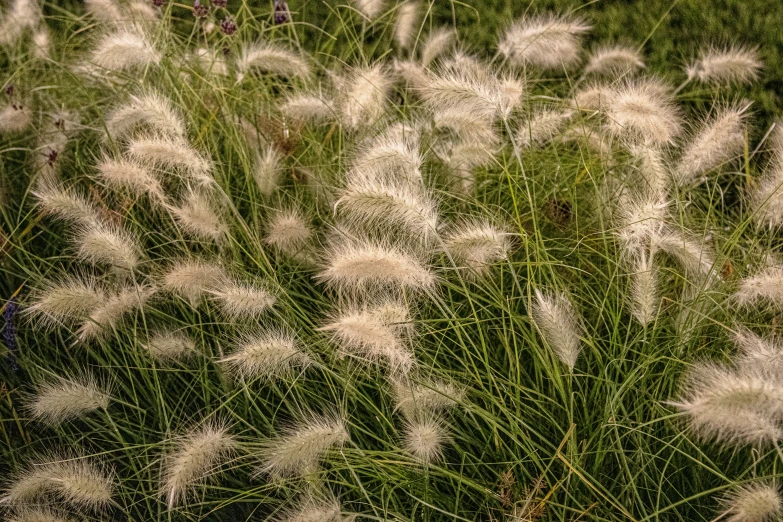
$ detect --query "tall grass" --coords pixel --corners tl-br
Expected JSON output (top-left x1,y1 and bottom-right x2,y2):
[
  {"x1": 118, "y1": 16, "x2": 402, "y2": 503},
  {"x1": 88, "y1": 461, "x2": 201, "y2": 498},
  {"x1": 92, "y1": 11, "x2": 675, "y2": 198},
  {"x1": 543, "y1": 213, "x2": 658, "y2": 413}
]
[{"x1": 1, "y1": 0, "x2": 782, "y2": 521}]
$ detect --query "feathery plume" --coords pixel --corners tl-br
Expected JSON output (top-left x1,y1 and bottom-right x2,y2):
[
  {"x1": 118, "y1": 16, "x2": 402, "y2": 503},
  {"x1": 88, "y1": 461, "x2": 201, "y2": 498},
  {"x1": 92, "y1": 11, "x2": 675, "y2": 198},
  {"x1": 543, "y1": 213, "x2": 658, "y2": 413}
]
[
  {"x1": 395, "y1": 1, "x2": 419, "y2": 50},
  {"x1": 653, "y1": 230, "x2": 715, "y2": 279},
  {"x1": 335, "y1": 178, "x2": 439, "y2": 240},
  {"x1": 95, "y1": 157, "x2": 165, "y2": 202},
  {"x1": 420, "y1": 28, "x2": 455, "y2": 67},
  {"x1": 7, "y1": 507, "x2": 74, "y2": 522},
  {"x1": 394, "y1": 59, "x2": 430, "y2": 91},
  {"x1": 347, "y1": 129, "x2": 423, "y2": 184},
  {"x1": 256, "y1": 413, "x2": 350, "y2": 478},
  {"x1": 33, "y1": 183, "x2": 100, "y2": 225},
  {"x1": 281, "y1": 93, "x2": 334, "y2": 125},
  {"x1": 402, "y1": 415, "x2": 447, "y2": 464},
  {"x1": 77, "y1": 285, "x2": 154, "y2": 341},
  {"x1": 676, "y1": 103, "x2": 749, "y2": 186},
  {"x1": 47, "y1": 457, "x2": 114, "y2": 510},
  {"x1": 0, "y1": 0, "x2": 41, "y2": 46},
  {"x1": 419, "y1": 66, "x2": 507, "y2": 123},
  {"x1": 670, "y1": 362, "x2": 783, "y2": 447},
  {"x1": 236, "y1": 42, "x2": 311, "y2": 81},
  {"x1": 629, "y1": 253, "x2": 659, "y2": 326},
  {"x1": 26, "y1": 275, "x2": 106, "y2": 328},
  {"x1": 584, "y1": 45, "x2": 645, "y2": 77},
  {"x1": 278, "y1": 496, "x2": 345, "y2": 522},
  {"x1": 32, "y1": 28, "x2": 49, "y2": 59},
  {"x1": 517, "y1": 107, "x2": 574, "y2": 149},
  {"x1": 317, "y1": 238, "x2": 436, "y2": 293},
  {"x1": 686, "y1": 45, "x2": 762, "y2": 86},
  {"x1": 265, "y1": 208, "x2": 314, "y2": 257},
  {"x1": 615, "y1": 194, "x2": 668, "y2": 249},
  {"x1": 603, "y1": 79, "x2": 682, "y2": 146},
  {"x1": 161, "y1": 422, "x2": 235, "y2": 509},
  {"x1": 91, "y1": 29, "x2": 160, "y2": 71},
  {"x1": 162, "y1": 260, "x2": 228, "y2": 308},
  {"x1": 320, "y1": 300, "x2": 414, "y2": 373},
  {"x1": 391, "y1": 378, "x2": 463, "y2": 421},
  {"x1": 253, "y1": 145, "x2": 284, "y2": 196},
  {"x1": 441, "y1": 219, "x2": 513, "y2": 279},
  {"x1": 209, "y1": 281, "x2": 276, "y2": 320},
  {"x1": 1, "y1": 467, "x2": 52, "y2": 505},
  {"x1": 734, "y1": 328, "x2": 783, "y2": 377},
  {"x1": 144, "y1": 331, "x2": 196, "y2": 362},
  {"x1": 628, "y1": 144, "x2": 670, "y2": 199},
  {"x1": 734, "y1": 266, "x2": 783, "y2": 309},
  {"x1": 105, "y1": 92, "x2": 186, "y2": 141},
  {"x1": 127, "y1": 136, "x2": 212, "y2": 184},
  {"x1": 27, "y1": 374, "x2": 109, "y2": 425},
  {"x1": 499, "y1": 14, "x2": 591, "y2": 70},
  {"x1": 220, "y1": 330, "x2": 310, "y2": 380},
  {"x1": 749, "y1": 147, "x2": 783, "y2": 229},
  {"x1": 191, "y1": 47, "x2": 229, "y2": 77},
  {"x1": 339, "y1": 64, "x2": 392, "y2": 131},
  {"x1": 719, "y1": 482, "x2": 782, "y2": 522},
  {"x1": 531, "y1": 289, "x2": 582, "y2": 371},
  {"x1": 572, "y1": 84, "x2": 612, "y2": 111},
  {"x1": 0, "y1": 104, "x2": 32, "y2": 133},
  {"x1": 83, "y1": 0, "x2": 122, "y2": 22},
  {"x1": 352, "y1": 0, "x2": 385, "y2": 19},
  {"x1": 74, "y1": 221, "x2": 141, "y2": 272},
  {"x1": 170, "y1": 188, "x2": 229, "y2": 243}
]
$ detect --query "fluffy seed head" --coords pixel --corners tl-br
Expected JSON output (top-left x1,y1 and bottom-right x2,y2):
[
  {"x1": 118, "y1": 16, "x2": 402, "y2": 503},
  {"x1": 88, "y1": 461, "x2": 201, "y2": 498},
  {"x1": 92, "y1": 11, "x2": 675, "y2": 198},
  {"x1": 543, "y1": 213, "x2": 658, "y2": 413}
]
[
  {"x1": 33, "y1": 184, "x2": 100, "y2": 225},
  {"x1": 77, "y1": 285, "x2": 154, "y2": 342},
  {"x1": 734, "y1": 266, "x2": 783, "y2": 309},
  {"x1": 220, "y1": 330, "x2": 310, "y2": 381},
  {"x1": 629, "y1": 253, "x2": 659, "y2": 326},
  {"x1": 603, "y1": 79, "x2": 682, "y2": 146},
  {"x1": 127, "y1": 136, "x2": 212, "y2": 184},
  {"x1": 7, "y1": 507, "x2": 73, "y2": 522},
  {"x1": 584, "y1": 45, "x2": 645, "y2": 77},
  {"x1": 615, "y1": 194, "x2": 668, "y2": 249},
  {"x1": 95, "y1": 158, "x2": 165, "y2": 202},
  {"x1": 278, "y1": 497, "x2": 344, "y2": 522},
  {"x1": 395, "y1": 1, "x2": 419, "y2": 49},
  {"x1": 162, "y1": 260, "x2": 228, "y2": 308},
  {"x1": 734, "y1": 328, "x2": 783, "y2": 378},
  {"x1": 517, "y1": 107, "x2": 574, "y2": 149},
  {"x1": 391, "y1": 378, "x2": 464, "y2": 421},
  {"x1": 749, "y1": 151, "x2": 783, "y2": 229},
  {"x1": 91, "y1": 29, "x2": 160, "y2": 71},
  {"x1": 171, "y1": 188, "x2": 229, "y2": 243},
  {"x1": 74, "y1": 221, "x2": 141, "y2": 272},
  {"x1": 499, "y1": 14, "x2": 591, "y2": 70},
  {"x1": 676, "y1": 103, "x2": 749, "y2": 186},
  {"x1": 419, "y1": 65, "x2": 508, "y2": 124},
  {"x1": 253, "y1": 145, "x2": 284, "y2": 197},
  {"x1": 236, "y1": 42, "x2": 311, "y2": 81},
  {"x1": 420, "y1": 28, "x2": 455, "y2": 67},
  {"x1": 27, "y1": 374, "x2": 109, "y2": 425},
  {"x1": 671, "y1": 362, "x2": 783, "y2": 447},
  {"x1": 281, "y1": 93, "x2": 334, "y2": 125},
  {"x1": 403, "y1": 415, "x2": 447, "y2": 464},
  {"x1": 352, "y1": 0, "x2": 385, "y2": 19},
  {"x1": 161, "y1": 422, "x2": 236, "y2": 509},
  {"x1": 441, "y1": 219, "x2": 513, "y2": 279},
  {"x1": 209, "y1": 281, "x2": 276, "y2": 320},
  {"x1": 26, "y1": 275, "x2": 106, "y2": 328},
  {"x1": 0, "y1": 104, "x2": 33, "y2": 133},
  {"x1": 687, "y1": 45, "x2": 762, "y2": 86},
  {"x1": 256, "y1": 413, "x2": 350, "y2": 478},
  {"x1": 317, "y1": 238, "x2": 437, "y2": 293},
  {"x1": 628, "y1": 144, "x2": 671, "y2": 199},
  {"x1": 144, "y1": 331, "x2": 196, "y2": 362},
  {"x1": 265, "y1": 208, "x2": 313, "y2": 256},
  {"x1": 339, "y1": 64, "x2": 392, "y2": 131},
  {"x1": 720, "y1": 482, "x2": 782, "y2": 522},
  {"x1": 347, "y1": 128, "x2": 423, "y2": 185},
  {"x1": 532, "y1": 289, "x2": 582, "y2": 371},
  {"x1": 653, "y1": 230, "x2": 715, "y2": 279},
  {"x1": 105, "y1": 92, "x2": 186, "y2": 141},
  {"x1": 320, "y1": 301, "x2": 414, "y2": 373}
]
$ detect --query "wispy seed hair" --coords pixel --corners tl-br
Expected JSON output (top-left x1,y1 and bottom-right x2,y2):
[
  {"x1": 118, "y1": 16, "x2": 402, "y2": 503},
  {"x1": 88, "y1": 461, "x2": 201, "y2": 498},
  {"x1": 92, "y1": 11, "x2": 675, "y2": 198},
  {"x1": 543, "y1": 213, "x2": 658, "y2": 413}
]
[
  {"x1": 127, "y1": 136, "x2": 212, "y2": 185},
  {"x1": 220, "y1": 330, "x2": 311, "y2": 381},
  {"x1": 161, "y1": 259, "x2": 228, "y2": 308},
  {"x1": 170, "y1": 188, "x2": 229, "y2": 243},
  {"x1": 317, "y1": 237, "x2": 437, "y2": 294},
  {"x1": 144, "y1": 331, "x2": 196, "y2": 362},
  {"x1": 339, "y1": 64, "x2": 392, "y2": 131},
  {"x1": 161, "y1": 422, "x2": 236, "y2": 509},
  {"x1": 517, "y1": 107, "x2": 574, "y2": 149},
  {"x1": 27, "y1": 373, "x2": 110, "y2": 425},
  {"x1": 253, "y1": 145, "x2": 285, "y2": 197},
  {"x1": 74, "y1": 221, "x2": 141, "y2": 272},
  {"x1": 628, "y1": 253, "x2": 659, "y2": 326},
  {"x1": 281, "y1": 93, "x2": 335, "y2": 125},
  {"x1": 734, "y1": 328, "x2": 783, "y2": 378},
  {"x1": 265, "y1": 208, "x2": 313, "y2": 257},
  {"x1": 95, "y1": 157, "x2": 165, "y2": 202},
  {"x1": 676, "y1": 102, "x2": 749, "y2": 186},
  {"x1": 391, "y1": 378, "x2": 464, "y2": 421},
  {"x1": 105, "y1": 92, "x2": 186, "y2": 141},
  {"x1": 733, "y1": 265, "x2": 783, "y2": 309},
  {"x1": 0, "y1": 104, "x2": 33, "y2": 133},
  {"x1": 498, "y1": 13, "x2": 591, "y2": 70},
  {"x1": 7, "y1": 507, "x2": 73, "y2": 522},
  {"x1": 402, "y1": 414, "x2": 448, "y2": 464},
  {"x1": 603, "y1": 79, "x2": 682, "y2": 146},
  {"x1": 719, "y1": 482, "x2": 782, "y2": 522},
  {"x1": 77, "y1": 285, "x2": 155, "y2": 342},
  {"x1": 420, "y1": 28, "x2": 455, "y2": 67},
  {"x1": 91, "y1": 29, "x2": 160, "y2": 71},
  {"x1": 255, "y1": 413, "x2": 350, "y2": 478},
  {"x1": 26, "y1": 274, "x2": 106, "y2": 329},
  {"x1": 209, "y1": 280, "x2": 276, "y2": 320},
  {"x1": 584, "y1": 44, "x2": 645, "y2": 77},
  {"x1": 531, "y1": 289, "x2": 582, "y2": 371},
  {"x1": 277, "y1": 496, "x2": 345, "y2": 522},
  {"x1": 394, "y1": 1, "x2": 419, "y2": 50},
  {"x1": 33, "y1": 183, "x2": 100, "y2": 225},
  {"x1": 236, "y1": 42, "x2": 311, "y2": 81},
  {"x1": 441, "y1": 219, "x2": 513, "y2": 279},
  {"x1": 687, "y1": 45, "x2": 762, "y2": 86},
  {"x1": 352, "y1": 0, "x2": 385, "y2": 20}
]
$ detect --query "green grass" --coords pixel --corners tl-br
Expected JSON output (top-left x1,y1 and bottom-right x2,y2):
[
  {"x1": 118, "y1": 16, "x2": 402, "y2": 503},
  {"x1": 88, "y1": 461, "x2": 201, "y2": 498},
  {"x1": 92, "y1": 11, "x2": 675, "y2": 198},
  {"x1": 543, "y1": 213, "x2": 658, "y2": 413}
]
[{"x1": 1, "y1": 0, "x2": 782, "y2": 521}]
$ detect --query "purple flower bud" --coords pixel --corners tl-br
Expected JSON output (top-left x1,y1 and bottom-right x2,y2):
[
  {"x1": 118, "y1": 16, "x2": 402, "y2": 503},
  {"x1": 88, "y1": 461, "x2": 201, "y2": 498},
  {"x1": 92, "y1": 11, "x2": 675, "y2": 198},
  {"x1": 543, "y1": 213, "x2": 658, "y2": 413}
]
[
  {"x1": 192, "y1": 0, "x2": 209, "y2": 18},
  {"x1": 220, "y1": 16, "x2": 237, "y2": 35},
  {"x1": 273, "y1": 0, "x2": 289, "y2": 25},
  {"x1": 3, "y1": 298, "x2": 19, "y2": 373},
  {"x1": 151, "y1": 0, "x2": 165, "y2": 7},
  {"x1": 213, "y1": 0, "x2": 227, "y2": 7}
]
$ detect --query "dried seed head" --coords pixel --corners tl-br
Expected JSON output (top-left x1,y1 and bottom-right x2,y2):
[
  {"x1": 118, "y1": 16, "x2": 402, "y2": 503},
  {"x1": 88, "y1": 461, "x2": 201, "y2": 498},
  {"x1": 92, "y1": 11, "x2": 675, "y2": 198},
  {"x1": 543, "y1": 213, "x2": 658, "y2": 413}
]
[
  {"x1": 74, "y1": 221, "x2": 141, "y2": 272},
  {"x1": 584, "y1": 45, "x2": 645, "y2": 77},
  {"x1": 402, "y1": 414, "x2": 448, "y2": 464},
  {"x1": 27, "y1": 374, "x2": 110, "y2": 425},
  {"x1": 95, "y1": 157, "x2": 165, "y2": 202},
  {"x1": 161, "y1": 260, "x2": 229, "y2": 308},
  {"x1": 209, "y1": 281, "x2": 276, "y2": 320},
  {"x1": 420, "y1": 28, "x2": 455, "y2": 67},
  {"x1": 220, "y1": 330, "x2": 310, "y2": 381},
  {"x1": 719, "y1": 482, "x2": 782, "y2": 522},
  {"x1": 236, "y1": 42, "x2": 311, "y2": 81},
  {"x1": 281, "y1": 93, "x2": 334, "y2": 125},
  {"x1": 106, "y1": 92, "x2": 186, "y2": 141},
  {"x1": 265, "y1": 208, "x2": 313, "y2": 257},
  {"x1": 499, "y1": 14, "x2": 591, "y2": 70},
  {"x1": 734, "y1": 266, "x2": 783, "y2": 309},
  {"x1": 170, "y1": 188, "x2": 229, "y2": 243},
  {"x1": 687, "y1": 45, "x2": 762, "y2": 86},
  {"x1": 603, "y1": 79, "x2": 682, "y2": 146},
  {"x1": 253, "y1": 145, "x2": 284, "y2": 197},
  {"x1": 532, "y1": 289, "x2": 582, "y2": 371},
  {"x1": 0, "y1": 104, "x2": 33, "y2": 133},
  {"x1": 394, "y1": 1, "x2": 419, "y2": 50},
  {"x1": 77, "y1": 285, "x2": 155, "y2": 342},
  {"x1": 127, "y1": 136, "x2": 212, "y2": 185},
  {"x1": 26, "y1": 274, "x2": 106, "y2": 329},
  {"x1": 144, "y1": 331, "x2": 196, "y2": 362},
  {"x1": 33, "y1": 183, "x2": 100, "y2": 225},
  {"x1": 441, "y1": 219, "x2": 513, "y2": 279},
  {"x1": 339, "y1": 64, "x2": 392, "y2": 131},
  {"x1": 91, "y1": 29, "x2": 160, "y2": 71},
  {"x1": 517, "y1": 107, "x2": 574, "y2": 149},
  {"x1": 391, "y1": 378, "x2": 464, "y2": 421}
]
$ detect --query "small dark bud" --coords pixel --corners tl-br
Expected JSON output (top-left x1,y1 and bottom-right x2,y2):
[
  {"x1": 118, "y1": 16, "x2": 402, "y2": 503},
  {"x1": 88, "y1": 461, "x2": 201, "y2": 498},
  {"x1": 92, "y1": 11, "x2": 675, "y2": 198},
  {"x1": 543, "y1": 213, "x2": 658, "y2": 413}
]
[
  {"x1": 46, "y1": 149, "x2": 58, "y2": 166},
  {"x1": 220, "y1": 17, "x2": 237, "y2": 35},
  {"x1": 4, "y1": 85, "x2": 14, "y2": 97},
  {"x1": 273, "y1": 0, "x2": 290, "y2": 25},
  {"x1": 3, "y1": 298, "x2": 19, "y2": 374},
  {"x1": 192, "y1": 0, "x2": 209, "y2": 18},
  {"x1": 152, "y1": 0, "x2": 165, "y2": 7},
  {"x1": 213, "y1": 0, "x2": 227, "y2": 7}
]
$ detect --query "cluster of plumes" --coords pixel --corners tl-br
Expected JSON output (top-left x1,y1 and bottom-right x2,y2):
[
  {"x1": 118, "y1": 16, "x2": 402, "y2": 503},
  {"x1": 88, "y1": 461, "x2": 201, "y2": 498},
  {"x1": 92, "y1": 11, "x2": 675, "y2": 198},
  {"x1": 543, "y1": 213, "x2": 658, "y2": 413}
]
[{"x1": 4, "y1": 1, "x2": 783, "y2": 520}]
